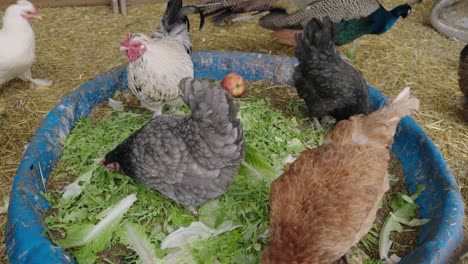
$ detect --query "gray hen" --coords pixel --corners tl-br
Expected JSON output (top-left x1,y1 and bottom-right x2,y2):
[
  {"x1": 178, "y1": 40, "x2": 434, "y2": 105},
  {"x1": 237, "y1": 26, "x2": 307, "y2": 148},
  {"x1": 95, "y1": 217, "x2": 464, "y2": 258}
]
[{"x1": 102, "y1": 78, "x2": 246, "y2": 214}]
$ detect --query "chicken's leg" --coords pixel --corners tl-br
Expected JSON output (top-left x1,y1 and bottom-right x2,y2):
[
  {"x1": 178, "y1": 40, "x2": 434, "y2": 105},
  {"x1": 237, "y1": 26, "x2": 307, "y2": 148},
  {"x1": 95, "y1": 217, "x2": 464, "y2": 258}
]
[
  {"x1": 19, "y1": 69, "x2": 53, "y2": 91},
  {"x1": 141, "y1": 100, "x2": 164, "y2": 117},
  {"x1": 312, "y1": 116, "x2": 335, "y2": 131},
  {"x1": 312, "y1": 117, "x2": 323, "y2": 131},
  {"x1": 166, "y1": 97, "x2": 184, "y2": 114},
  {"x1": 152, "y1": 107, "x2": 163, "y2": 118}
]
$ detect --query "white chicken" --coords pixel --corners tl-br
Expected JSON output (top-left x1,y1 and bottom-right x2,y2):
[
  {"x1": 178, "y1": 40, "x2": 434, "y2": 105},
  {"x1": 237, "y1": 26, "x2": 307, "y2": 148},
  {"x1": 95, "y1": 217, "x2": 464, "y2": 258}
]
[
  {"x1": 0, "y1": 0, "x2": 53, "y2": 90},
  {"x1": 120, "y1": 0, "x2": 204, "y2": 115}
]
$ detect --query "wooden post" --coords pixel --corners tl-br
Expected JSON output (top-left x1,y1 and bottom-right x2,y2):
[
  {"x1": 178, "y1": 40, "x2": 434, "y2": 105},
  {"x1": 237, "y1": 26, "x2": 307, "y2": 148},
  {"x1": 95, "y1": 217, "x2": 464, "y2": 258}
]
[
  {"x1": 112, "y1": 0, "x2": 119, "y2": 15},
  {"x1": 119, "y1": 0, "x2": 127, "y2": 16}
]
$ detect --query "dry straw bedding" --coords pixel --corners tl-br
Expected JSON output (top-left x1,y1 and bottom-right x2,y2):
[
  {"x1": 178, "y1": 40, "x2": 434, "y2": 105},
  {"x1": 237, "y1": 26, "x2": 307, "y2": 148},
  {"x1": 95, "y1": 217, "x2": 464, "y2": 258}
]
[{"x1": 0, "y1": 0, "x2": 466, "y2": 262}]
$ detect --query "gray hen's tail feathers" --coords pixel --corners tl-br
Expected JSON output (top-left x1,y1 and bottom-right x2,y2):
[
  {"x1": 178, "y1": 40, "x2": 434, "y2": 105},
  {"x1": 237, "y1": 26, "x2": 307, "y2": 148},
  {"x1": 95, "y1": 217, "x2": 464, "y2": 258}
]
[
  {"x1": 180, "y1": 77, "x2": 240, "y2": 124},
  {"x1": 179, "y1": 77, "x2": 245, "y2": 163},
  {"x1": 295, "y1": 17, "x2": 335, "y2": 62}
]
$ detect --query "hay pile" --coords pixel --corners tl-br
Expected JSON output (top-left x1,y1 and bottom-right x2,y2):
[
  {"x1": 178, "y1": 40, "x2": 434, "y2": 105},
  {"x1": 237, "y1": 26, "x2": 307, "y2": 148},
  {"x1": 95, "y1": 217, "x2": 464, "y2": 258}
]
[{"x1": 0, "y1": 0, "x2": 466, "y2": 261}]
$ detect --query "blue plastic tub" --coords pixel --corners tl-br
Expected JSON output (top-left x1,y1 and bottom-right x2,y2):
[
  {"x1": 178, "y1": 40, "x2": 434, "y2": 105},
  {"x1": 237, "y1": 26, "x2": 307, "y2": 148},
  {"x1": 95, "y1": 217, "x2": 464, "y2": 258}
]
[{"x1": 5, "y1": 51, "x2": 464, "y2": 263}]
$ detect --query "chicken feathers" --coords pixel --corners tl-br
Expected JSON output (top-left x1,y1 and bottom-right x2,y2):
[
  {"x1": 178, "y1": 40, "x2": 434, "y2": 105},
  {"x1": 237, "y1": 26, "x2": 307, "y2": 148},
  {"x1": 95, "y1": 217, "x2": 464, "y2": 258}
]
[
  {"x1": 262, "y1": 87, "x2": 419, "y2": 264},
  {"x1": 0, "y1": 0, "x2": 53, "y2": 89},
  {"x1": 102, "y1": 78, "x2": 245, "y2": 214},
  {"x1": 198, "y1": 0, "x2": 417, "y2": 46},
  {"x1": 293, "y1": 17, "x2": 369, "y2": 128},
  {"x1": 460, "y1": 45, "x2": 468, "y2": 123},
  {"x1": 122, "y1": 0, "x2": 204, "y2": 115},
  {"x1": 152, "y1": 0, "x2": 205, "y2": 53}
]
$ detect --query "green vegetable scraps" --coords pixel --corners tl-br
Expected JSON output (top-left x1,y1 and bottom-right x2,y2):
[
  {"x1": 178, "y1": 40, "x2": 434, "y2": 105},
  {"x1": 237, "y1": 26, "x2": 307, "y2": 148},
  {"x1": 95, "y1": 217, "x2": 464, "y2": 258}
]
[
  {"x1": 379, "y1": 185, "x2": 430, "y2": 261},
  {"x1": 44, "y1": 97, "x2": 322, "y2": 263},
  {"x1": 44, "y1": 96, "x2": 428, "y2": 263}
]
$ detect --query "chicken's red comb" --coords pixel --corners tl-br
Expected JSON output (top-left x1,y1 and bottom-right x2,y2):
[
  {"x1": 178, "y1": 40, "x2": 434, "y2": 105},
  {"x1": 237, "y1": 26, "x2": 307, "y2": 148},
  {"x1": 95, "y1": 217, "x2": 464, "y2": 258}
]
[{"x1": 120, "y1": 37, "x2": 131, "y2": 47}]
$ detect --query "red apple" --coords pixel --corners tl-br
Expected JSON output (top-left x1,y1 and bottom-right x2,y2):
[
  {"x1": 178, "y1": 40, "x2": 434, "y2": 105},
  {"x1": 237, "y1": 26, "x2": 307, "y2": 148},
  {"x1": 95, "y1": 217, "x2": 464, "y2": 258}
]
[{"x1": 221, "y1": 73, "x2": 246, "y2": 98}]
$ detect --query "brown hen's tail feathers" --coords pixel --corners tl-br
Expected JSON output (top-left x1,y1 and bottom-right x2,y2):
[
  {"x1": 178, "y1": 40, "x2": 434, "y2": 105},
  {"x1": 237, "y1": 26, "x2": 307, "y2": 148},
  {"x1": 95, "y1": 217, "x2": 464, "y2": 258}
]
[
  {"x1": 363, "y1": 87, "x2": 419, "y2": 134},
  {"x1": 357, "y1": 87, "x2": 419, "y2": 146},
  {"x1": 327, "y1": 87, "x2": 419, "y2": 147},
  {"x1": 375, "y1": 86, "x2": 420, "y2": 120}
]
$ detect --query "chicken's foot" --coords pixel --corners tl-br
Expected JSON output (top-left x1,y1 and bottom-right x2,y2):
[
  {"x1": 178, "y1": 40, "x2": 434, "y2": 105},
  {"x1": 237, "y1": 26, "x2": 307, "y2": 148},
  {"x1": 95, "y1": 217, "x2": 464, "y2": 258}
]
[
  {"x1": 19, "y1": 69, "x2": 53, "y2": 91},
  {"x1": 312, "y1": 117, "x2": 323, "y2": 131}
]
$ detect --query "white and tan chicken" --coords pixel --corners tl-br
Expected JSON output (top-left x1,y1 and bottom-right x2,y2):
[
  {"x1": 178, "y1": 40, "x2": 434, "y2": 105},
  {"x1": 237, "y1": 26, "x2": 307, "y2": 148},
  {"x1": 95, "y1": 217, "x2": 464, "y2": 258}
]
[
  {"x1": 0, "y1": 0, "x2": 53, "y2": 90},
  {"x1": 120, "y1": 0, "x2": 204, "y2": 115}
]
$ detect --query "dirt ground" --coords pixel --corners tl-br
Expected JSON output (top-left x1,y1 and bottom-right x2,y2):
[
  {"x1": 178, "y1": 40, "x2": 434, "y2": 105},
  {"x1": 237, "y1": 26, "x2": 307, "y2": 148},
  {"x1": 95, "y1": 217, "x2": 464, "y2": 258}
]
[{"x1": 0, "y1": 0, "x2": 466, "y2": 262}]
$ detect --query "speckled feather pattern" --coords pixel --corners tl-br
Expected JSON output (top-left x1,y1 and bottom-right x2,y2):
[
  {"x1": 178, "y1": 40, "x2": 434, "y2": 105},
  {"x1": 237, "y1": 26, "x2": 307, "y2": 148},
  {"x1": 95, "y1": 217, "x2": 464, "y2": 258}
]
[
  {"x1": 104, "y1": 78, "x2": 245, "y2": 212},
  {"x1": 262, "y1": 88, "x2": 419, "y2": 263},
  {"x1": 127, "y1": 35, "x2": 193, "y2": 105},
  {"x1": 127, "y1": 0, "x2": 196, "y2": 111},
  {"x1": 199, "y1": 0, "x2": 381, "y2": 29},
  {"x1": 293, "y1": 18, "x2": 369, "y2": 121},
  {"x1": 259, "y1": 0, "x2": 381, "y2": 28}
]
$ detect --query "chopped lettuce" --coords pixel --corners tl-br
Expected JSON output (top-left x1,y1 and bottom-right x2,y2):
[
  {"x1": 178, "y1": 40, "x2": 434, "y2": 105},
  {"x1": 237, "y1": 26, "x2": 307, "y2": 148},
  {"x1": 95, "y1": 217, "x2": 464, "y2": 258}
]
[
  {"x1": 57, "y1": 194, "x2": 137, "y2": 248},
  {"x1": 62, "y1": 163, "x2": 98, "y2": 200},
  {"x1": 125, "y1": 222, "x2": 161, "y2": 264},
  {"x1": 108, "y1": 98, "x2": 125, "y2": 112},
  {"x1": 161, "y1": 221, "x2": 241, "y2": 250},
  {"x1": 42, "y1": 97, "x2": 326, "y2": 262},
  {"x1": 379, "y1": 185, "x2": 430, "y2": 261}
]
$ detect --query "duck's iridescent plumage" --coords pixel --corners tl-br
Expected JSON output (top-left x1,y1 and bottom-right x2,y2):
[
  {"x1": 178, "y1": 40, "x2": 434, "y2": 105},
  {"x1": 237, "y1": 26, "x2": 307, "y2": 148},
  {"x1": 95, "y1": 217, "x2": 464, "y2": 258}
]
[{"x1": 198, "y1": 0, "x2": 419, "y2": 46}]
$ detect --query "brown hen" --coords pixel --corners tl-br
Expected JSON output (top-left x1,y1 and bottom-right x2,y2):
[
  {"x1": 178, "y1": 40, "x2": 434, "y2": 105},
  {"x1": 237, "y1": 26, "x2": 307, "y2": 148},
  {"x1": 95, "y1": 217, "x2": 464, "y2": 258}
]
[{"x1": 262, "y1": 87, "x2": 419, "y2": 264}]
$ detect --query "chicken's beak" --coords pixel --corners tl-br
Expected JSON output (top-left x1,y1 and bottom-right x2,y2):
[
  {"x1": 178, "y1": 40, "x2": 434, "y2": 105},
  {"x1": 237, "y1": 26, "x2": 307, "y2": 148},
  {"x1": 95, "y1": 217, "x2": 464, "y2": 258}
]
[
  {"x1": 120, "y1": 46, "x2": 128, "y2": 51},
  {"x1": 33, "y1": 6, "x2": 42, "y2": 20}
]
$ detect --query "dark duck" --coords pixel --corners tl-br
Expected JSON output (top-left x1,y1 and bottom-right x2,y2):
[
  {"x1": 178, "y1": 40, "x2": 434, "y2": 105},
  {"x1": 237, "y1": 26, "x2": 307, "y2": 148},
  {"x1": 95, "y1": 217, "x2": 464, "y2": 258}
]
[{"x1": 197, "y1": 0, "x2": 422, "y2": 46}]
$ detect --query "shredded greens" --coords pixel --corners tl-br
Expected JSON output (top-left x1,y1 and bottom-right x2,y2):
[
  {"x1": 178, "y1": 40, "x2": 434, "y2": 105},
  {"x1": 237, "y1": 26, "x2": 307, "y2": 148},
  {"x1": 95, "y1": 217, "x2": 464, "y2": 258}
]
[
  {"x1": 379, "y1": 185, "x2": 430, "y2": 261},
  {"x1": 44, "y1": 94, "x2": 427, "y2": 263},
  {"x1": 45, "y1": 97, "x2": 322, "y2": 263}
]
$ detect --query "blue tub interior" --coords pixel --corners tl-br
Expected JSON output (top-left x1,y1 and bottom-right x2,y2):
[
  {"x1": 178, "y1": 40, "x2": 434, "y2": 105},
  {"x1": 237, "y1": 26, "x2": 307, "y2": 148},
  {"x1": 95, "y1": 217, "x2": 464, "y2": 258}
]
[{"x1": 5, "y1": 51, "x2": 465, "y2": 263}]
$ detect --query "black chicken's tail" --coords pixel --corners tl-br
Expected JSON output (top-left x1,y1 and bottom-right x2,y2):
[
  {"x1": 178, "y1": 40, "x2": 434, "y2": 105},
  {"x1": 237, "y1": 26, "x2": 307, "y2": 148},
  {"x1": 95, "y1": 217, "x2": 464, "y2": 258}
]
[
  {"x1": 460, "y1": 45, "x2": 468, "y2": 122},
  {"x1": 294, "y1": 17, "x2": 336, "y2": 63},
  {"x1": 179, "y1": 77, "x2": 245, "y2": 160},
  {"x1": 153, "y1": 0, "x2": 205, "y2": 41}
]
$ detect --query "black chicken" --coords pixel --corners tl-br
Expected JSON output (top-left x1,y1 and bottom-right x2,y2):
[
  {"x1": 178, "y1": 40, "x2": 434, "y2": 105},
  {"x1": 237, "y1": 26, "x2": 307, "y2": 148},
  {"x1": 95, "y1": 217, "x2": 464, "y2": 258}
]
[
  {"x1": 293, "y1": 17, "x2": 369, "y2": 130},
  {"x1": 101, "y1": 78, "x2": 246, "y2": 214},
  {"x1": 460, "y1": 45, "x2": 468, "y2": 123}
]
